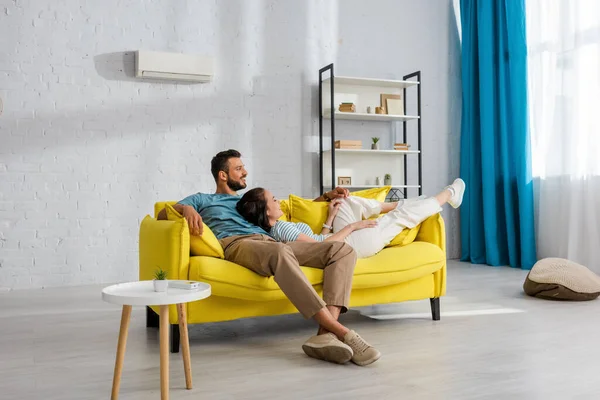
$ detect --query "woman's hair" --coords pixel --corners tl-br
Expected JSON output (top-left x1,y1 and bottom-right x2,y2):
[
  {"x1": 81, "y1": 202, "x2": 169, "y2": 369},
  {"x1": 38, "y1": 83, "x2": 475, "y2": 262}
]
[{"x1": 236, "y1": 187, "x2": 272, "y2": 232}]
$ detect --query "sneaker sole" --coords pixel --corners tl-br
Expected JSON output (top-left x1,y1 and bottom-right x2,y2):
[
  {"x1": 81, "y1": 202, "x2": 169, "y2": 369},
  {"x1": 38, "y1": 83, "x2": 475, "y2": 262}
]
[
  {"x1": 302, "y1": 343, "x2": 353, "y2": 364},
  {"x1": 351, "y1": 351, "x2": 382, "y2": 366}
]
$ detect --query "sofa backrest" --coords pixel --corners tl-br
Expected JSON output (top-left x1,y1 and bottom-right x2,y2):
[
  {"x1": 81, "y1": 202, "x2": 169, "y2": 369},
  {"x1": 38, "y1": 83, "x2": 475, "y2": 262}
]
[{"x1": 155, "y1": 201, "x2": 177, "y2": 218}]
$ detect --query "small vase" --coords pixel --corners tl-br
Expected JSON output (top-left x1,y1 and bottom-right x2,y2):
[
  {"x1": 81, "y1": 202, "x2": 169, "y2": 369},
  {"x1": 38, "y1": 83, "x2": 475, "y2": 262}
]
[
  {"x1": 375, "y1": 177, "x2": 381, "y2": 186},
  {"x1": 371, "y1": 143, "x2": 379, "y2": 150},
  {"x1": 154, "y1": 280, "x2": 168, "y2": 292},
  {"x1": 384, "y1": 176, "x2": 392, "y2": 185}
]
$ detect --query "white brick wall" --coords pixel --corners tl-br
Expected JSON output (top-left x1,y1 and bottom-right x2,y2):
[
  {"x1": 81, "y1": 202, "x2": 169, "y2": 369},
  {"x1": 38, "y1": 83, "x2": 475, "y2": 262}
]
[{"x1": 0, "y1": 0, "x2": 460, "y2": 290}]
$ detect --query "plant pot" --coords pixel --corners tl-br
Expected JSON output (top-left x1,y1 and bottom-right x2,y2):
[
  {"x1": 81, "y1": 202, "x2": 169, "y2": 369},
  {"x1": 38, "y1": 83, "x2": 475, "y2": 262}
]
[
  {"x1": 371, "y1": 143, "x2": 379, "y2": 150},
  {"x1": 384, "y1": 177, "x2": 392, "y2": 185},
  {"x1": 153, "y1": 279, "x2": 168, "y2": 292}
]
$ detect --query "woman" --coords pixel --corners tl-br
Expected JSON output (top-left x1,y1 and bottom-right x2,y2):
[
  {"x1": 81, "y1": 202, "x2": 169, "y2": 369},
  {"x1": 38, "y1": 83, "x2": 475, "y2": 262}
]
[{"x1": 236, "y1": 179, "x2": 465, "y2": 258}]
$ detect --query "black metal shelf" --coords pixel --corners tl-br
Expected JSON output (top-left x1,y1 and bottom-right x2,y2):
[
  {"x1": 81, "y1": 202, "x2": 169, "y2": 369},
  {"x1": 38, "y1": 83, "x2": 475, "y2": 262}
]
[{"x1": 318, "y1": 63, "x2": 423, "y2": 199}]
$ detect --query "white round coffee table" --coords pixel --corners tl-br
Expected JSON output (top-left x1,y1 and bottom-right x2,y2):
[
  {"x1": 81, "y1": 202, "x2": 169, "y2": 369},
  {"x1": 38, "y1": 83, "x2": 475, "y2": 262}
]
[{"x1": 102, "y1": 280, "x2": 211, "y2": 400}]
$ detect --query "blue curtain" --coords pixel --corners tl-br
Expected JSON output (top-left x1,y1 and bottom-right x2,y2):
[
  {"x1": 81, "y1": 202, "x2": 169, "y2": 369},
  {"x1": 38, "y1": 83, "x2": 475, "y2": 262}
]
[{"x1": 459, "y1": 0, "x2": 537, "y2": 269}]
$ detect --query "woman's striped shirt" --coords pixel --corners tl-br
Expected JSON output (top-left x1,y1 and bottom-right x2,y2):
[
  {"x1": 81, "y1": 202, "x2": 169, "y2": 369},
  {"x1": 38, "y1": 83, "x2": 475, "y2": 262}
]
[{"x1": 271, "y1": 220, "x2": 330, "y2": 243}]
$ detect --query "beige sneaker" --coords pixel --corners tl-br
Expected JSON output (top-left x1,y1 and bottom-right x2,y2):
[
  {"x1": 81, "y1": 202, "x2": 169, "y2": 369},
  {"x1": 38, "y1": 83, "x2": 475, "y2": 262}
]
[
  {"x1": 343, "y1": 330, "x2": 381, "y2": 366},
  {"x1": 302, "y1": 333, "x2": 353, "y2": 364}
]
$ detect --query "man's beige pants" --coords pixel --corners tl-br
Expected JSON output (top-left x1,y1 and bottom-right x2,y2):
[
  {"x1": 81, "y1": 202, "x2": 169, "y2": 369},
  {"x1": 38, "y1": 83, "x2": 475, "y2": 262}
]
[{"x1": 219, "y1": 235, "x2": 357, "y2": 319}]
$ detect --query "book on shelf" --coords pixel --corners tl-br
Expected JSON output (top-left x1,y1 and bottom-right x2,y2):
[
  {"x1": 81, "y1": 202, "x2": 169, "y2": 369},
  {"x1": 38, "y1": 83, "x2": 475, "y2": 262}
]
[
  {"x1": 338, "y1": 102, "x2": 356, "y2": 113},
  {"x1": 335, "y1": 140, "x2": 362, "y2": 149},
  {"x1": 393, "y1": 143, "x2": 411, "y2": 151}
]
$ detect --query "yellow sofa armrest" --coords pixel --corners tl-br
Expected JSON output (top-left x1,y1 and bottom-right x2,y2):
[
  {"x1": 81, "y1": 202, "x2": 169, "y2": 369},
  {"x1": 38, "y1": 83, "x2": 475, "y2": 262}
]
[
  {"x1": 139, "y1": 215, "x2": 190, "y2": 282},
  {"x1": 415, "y1": 213, "x2": 446, "y2": 252},
  {"x1": 415, "y1": 213, "x2": 446, "y2": 297}
]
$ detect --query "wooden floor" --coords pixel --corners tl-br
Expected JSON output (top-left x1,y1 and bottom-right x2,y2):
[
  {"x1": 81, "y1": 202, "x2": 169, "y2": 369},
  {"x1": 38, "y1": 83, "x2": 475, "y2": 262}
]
[{"x1": 2, "y1": 261, "x2": 600, "y2": 399}]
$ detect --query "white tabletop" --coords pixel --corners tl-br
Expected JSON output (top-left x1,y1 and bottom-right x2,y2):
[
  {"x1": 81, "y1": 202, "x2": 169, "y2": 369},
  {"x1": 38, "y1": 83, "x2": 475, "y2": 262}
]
[{"x1": 102, "y1": 281, "x2": 211, "y2": 306}]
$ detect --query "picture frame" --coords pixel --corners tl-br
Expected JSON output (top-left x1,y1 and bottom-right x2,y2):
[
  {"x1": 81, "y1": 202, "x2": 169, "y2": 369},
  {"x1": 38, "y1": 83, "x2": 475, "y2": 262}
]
[
  {"x1": 380, "y1": 93, "x2": 402, "y2": 115},
  {"x1": 386, "y1": 98, "x2": 404, "y2": 115},
  {"x1": 337, "y1": 176, "x2": 352, "y2": 186}
]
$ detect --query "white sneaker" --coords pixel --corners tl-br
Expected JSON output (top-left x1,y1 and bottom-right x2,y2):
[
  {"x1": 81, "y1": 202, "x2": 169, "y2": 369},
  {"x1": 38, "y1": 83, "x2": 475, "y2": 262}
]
[{"x1": 446, "y1": 178, "x2": 465, "y2": 209}]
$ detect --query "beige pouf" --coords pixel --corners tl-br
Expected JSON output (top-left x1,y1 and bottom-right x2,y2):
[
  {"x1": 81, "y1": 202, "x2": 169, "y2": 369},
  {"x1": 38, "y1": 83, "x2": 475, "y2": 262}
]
[{"x1": 523, "y1": 258, "x2": 600, "y2": 301}]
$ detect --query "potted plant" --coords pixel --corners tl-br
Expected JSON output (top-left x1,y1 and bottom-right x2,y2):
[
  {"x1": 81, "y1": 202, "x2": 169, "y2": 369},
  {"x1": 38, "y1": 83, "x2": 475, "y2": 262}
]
[
  {"x1": 384, "y1": 174, "x2": 392, "y2": 185},
  {"x1": 153, "y1": 268, "x2": 168, "y2": 292},
  {"x1": 371, "y1": 137, "x2": 380, "y2": 150}
]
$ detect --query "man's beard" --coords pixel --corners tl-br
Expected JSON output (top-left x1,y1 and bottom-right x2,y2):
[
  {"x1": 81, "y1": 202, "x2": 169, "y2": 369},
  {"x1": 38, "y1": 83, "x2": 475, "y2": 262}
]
[{"x1": 227, "y1": 176, "x2": 247, "y2": 191}]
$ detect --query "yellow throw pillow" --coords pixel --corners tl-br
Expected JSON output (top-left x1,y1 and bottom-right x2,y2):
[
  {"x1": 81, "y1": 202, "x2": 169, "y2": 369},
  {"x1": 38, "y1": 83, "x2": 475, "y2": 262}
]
[
  {"x1": 386, "y1": 224, "x2": 421, "y2": 247},
  {"x1": 165, "y1": 204, "x2": 225, "y2": 259},
  {"x1": 288, "y1": 195, "x2": 329, "y2": 233},
  {"x1": 288, "y1": 187, "x2": 392, "y2": 233},
  {"x1": 350, "y1": 186, "x2": 391, "y2": 202},
  {"x1": 279, "y1": 199, "x2": 291, "y2": 222}
]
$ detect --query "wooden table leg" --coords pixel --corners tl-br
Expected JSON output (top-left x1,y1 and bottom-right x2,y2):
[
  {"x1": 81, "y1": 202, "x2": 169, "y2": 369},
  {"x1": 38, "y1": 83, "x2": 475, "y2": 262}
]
[
  {"x1": 111, "y1": 305, "x2": 132, "y2": 400},
  {"x1": 159, "y1": 305, "x2": 170, "y2": 400},
  {"x1": 177, "y1": 303, "x2": 192, "y2": 389}
]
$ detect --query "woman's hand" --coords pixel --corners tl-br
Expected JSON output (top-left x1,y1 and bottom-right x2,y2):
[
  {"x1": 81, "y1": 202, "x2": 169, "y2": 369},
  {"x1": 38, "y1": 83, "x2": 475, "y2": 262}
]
[
  {"x1": 327, "y1": 198, "x2": 342, "y2": 220},
  {"x1": 350, "y1": 219, "x2": 378, "y2": 231}
]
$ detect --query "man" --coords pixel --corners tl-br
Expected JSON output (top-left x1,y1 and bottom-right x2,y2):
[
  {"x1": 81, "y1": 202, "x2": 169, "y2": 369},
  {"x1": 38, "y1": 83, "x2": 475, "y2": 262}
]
[{"x1": 158, "y1": 149, "x2": 380, "y2": 366}]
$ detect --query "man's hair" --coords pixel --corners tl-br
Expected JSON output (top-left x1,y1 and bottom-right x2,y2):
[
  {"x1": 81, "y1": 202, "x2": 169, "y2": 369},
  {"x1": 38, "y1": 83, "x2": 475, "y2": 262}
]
[
  {"x1": 236, "y1": 187, "x2": 271, "y2": 232},
  {"x1": 211, "y1": 149, "x2": 241, "y2": 182}
]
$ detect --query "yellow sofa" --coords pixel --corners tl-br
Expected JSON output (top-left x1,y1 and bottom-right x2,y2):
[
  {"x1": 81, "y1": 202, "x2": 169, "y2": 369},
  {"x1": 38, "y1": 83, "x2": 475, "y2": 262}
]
[{"x1": 140, "y1": 200, "x2": 447, "y2": 352}]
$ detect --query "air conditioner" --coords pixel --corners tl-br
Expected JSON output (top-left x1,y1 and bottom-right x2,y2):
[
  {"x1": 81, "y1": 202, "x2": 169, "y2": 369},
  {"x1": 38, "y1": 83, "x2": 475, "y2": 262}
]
[{"x1": 135, "y1": 51, "x2": 214, "y2": 83}]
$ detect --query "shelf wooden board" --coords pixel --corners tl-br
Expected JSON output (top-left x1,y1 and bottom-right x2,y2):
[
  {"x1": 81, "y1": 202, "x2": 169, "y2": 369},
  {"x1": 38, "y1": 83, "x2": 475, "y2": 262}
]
[
  {"x1": 323, "y1": 112, "x2": 420, "y2": 122},
  {"x1": 322, "y1": 76, "x2": 420, "y2": 88},
  {"x1": 341, "y1": 185, "x2": 421, "y2": 189},
  {"x1": 324, "y1": 149, "x2": 420, "y2": 155}
]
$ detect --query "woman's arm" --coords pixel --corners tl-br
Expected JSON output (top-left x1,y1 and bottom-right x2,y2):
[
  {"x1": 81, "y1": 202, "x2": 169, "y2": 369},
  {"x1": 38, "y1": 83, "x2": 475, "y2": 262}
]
[
  {"x1": 324, "y1": 220, "x2": 377, "y2": 242},
  {"x1": 294, "y1": 220, "x2": 377, "y2": 243},
  {"x1": 294, "y1": 233, "x2": 319, "y2": 242},
  {"x1": 320, "y1": 199, "x2": 341, "y2": 235}
]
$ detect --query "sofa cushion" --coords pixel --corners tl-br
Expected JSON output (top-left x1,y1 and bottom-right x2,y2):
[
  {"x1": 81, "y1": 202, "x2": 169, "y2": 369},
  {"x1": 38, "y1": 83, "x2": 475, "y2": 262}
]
[
  {"x1": 165, "y1": 204, "x2": 224, "y2": 259},
  {"x1": 188, "y1": 241, "x2": 445, "y2": 299},
  {"x1": 189, "y1": 256, "x2": 324, "y2": 292},
  {"x1": 352, "y1": 241, "x2": 444, "y2": 289}
]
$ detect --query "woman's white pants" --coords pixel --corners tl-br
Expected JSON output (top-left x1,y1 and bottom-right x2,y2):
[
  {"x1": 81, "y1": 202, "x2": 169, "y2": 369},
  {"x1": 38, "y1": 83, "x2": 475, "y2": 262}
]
[{"x1": 332, "y1": 196, "x2": 442, "y2": 258}]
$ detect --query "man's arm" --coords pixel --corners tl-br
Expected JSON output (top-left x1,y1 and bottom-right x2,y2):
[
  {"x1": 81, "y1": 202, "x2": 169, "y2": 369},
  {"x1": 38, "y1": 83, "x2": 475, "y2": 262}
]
[
  {"x1": 314, "y1": 187, "x2": 350, "y2": 202},
  {"x1": 157, "y1": 203, "x2": 204, "y2": 236}
]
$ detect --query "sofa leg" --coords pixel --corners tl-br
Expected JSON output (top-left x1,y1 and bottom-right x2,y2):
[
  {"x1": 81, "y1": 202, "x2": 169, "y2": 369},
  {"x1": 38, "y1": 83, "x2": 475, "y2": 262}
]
[
  {"x1": 146, "y1": 306, "x2": 159, "y2": 328},
  {"x1": 170, "y1": 324, "x2": 180, "y2": 353},
  {"x1": 430, "y1": 298, "x2": 441, "y2": 321}
]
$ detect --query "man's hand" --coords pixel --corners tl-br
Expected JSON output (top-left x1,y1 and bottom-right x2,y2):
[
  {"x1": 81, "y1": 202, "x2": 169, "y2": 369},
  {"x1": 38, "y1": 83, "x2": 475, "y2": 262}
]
[
  {"x1": 182, "y1": 205, "x2": 203, "y2": 236},
  {"x1": 326, "y1": 187, "x2": 350, "y2": 200},
  {"x1": 350, "y1": 219, "x2": 378, "y2": 231}
]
